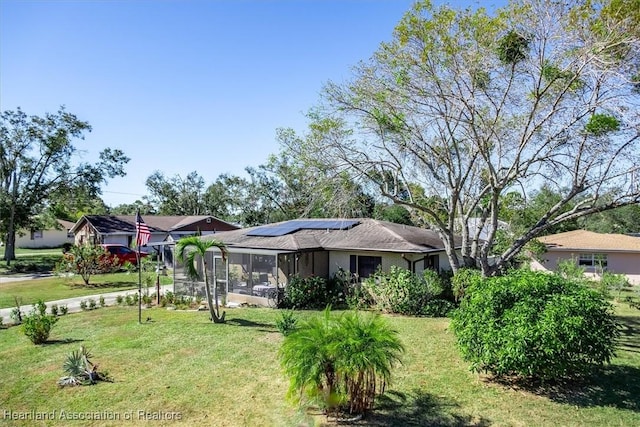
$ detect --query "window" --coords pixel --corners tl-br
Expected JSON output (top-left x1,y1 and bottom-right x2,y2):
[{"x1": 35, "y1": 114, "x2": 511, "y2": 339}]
[
  {"x1": 30, "y1": 230, "x2": 43, "y2": 240},
  {"x1": 424, "y1": 255, "x2": 440, "y2": 272},
  {"x1": 349, "y1": 255, "x2": 382, "y2": 279},
  {"x1": 578, "y1": 253, "x2": 608, "y2": 269}
]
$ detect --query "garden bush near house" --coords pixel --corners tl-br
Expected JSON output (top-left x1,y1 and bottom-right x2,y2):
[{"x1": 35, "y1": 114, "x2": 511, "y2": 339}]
[
  {"x1": 346, "y1": 282, "x2": 374, "y2": 310},
  {"x1": 556, "y1": 257, "x2": 590, "y2": 284},
  {"x1": 451, "y1": 269, "x2": 620, "y2": 380},
  {"x1": 281, "y1": 276, "x2": 334, "y2": 309},
  {"x1": 450, "y1": 267, "x2": 482, "y2": 302},
  {"x1": 22, "y1": 300, "x2": 58, "y2": 344},
  {"x1": 60, "y1": 305, "x2": 68, "y2": 315},
  {"x1": 363, "y1": 266, "x2": 450, "y2": 316},
  {"x1": 279, "y1": 307, "x2": 404, "y2": 418}
]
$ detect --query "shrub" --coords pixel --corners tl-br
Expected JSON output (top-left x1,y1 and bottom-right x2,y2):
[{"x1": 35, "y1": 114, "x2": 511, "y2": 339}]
[
  {"x1": 10, "y1": 297, "x2": 23, "y2": 324},
  {"x1": 363, "y1": 266, "x2": 446, "y2": 316},
  {"x1": 99, "y1": 295, "x2": 106, "y2": 307},
  {"x1": 345, "y1": 282, "x2": 374, "y2": 310},
  {"x1": 421, "y1": 299, "x2": 456, "y2": 317},
  {"x1": 451, "y1": 269, "x2": 620, "y2": 380},
  {"x1": 275, "y1": 310, "x2": 298, "y2": 336},
  {"x1": 50, "y1": 304, "x2": 59, "y2": 317},
  {"x1": 116, "y1": 295, "x2": 124, "y2": 305},
  {"x1": 22, "y1": 300, "x2": 58, "y2": 344},
  {"x1": 280, "y1": 307, "x2": 404, "y2": 417},
  {"x1": 599, "y1": 271, "x2": 629, "y2": 300},
  {"x1": 88, "y1": 298, "x2": 97, "y2": 310},
  {"x1": 451, "y1": 268, "x2": 482, "y2": 302},
  {"x1": 60, "y1": 305, "x2": 68, "y2": 315},
  {"x1": 55, "y1": 244, "x2": 120, "y2": 285},
  {"x1": 79, "y1": 300, "x2": 88, "y2": 311},
  {"x1": 282, "y1": 276, "x2": 333, "y2": 309},
  {"x1": 142, "y1": 294, "x2": 152, "y2": 307}
]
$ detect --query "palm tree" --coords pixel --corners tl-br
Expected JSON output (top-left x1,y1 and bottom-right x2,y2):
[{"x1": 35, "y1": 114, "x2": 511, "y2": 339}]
[
  {"x1": 176, "y1": 236, "x2": 227, "y2": 324},
  {"x1": 280, "y1": 307, "x2": 404, "y2": 417}
]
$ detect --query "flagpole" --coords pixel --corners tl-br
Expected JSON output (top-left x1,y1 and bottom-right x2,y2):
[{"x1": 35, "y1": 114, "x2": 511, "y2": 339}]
[{"x1": 137, "y1": 208, "x2": 142, "y2": 325}]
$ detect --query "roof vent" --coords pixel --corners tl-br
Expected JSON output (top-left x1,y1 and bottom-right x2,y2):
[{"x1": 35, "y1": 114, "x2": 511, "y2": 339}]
[{"x1": 206, "y1": 218, "x2": 212, "y2": 223}]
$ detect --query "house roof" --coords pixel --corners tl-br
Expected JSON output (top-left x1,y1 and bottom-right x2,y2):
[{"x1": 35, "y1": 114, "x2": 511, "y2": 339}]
[
  {"x1": 537, "y1": 230, "x2": 640, "y2": 252},
  {"x1": 202, "y1": 218, "x2": 451, "y2": 254},
  {"x1": 70, "y1": 215, "x2": 238, "y2": 235},
  {"x1": 57, "y1": 219, "x2": 75, "y2": 230}
]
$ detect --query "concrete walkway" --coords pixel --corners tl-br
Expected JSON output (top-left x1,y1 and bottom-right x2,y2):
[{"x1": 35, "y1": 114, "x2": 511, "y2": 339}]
[{"x1": 0, "y1": 282, "x2": 174, "y2": 325}]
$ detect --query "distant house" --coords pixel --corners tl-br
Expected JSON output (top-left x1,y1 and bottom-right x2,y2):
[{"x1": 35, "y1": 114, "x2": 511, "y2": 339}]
[
  {"x1": 13, "y1": 219, "x2": 75, "y2": 249},
  {"x1": 531, "y1": 229, "x2": 640, "y2": 284},
  {"x1": 174, "y1": 218, "x2": 458, "y2": 306},
  {"x1": 70, "y1": 215, "x2": 240, "y2": 248}
]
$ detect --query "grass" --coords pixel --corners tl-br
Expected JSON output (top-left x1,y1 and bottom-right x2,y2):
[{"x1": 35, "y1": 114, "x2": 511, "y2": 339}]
[
  {"x1": 0, "y1": 273, "x2": 174, "y2": 309},
  {"x1": 0, "y1": 248, "x2": 63, "y2": 275},
  {"x1": 0, "y1": 247, "x2": 173, "y2": 308},
  {"x1": 0, "y1": 303, "x2": 639, "y2": 426}
]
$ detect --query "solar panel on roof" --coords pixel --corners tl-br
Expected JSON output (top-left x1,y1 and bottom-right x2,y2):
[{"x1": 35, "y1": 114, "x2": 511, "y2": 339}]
[{"x1": 246, "y1": 220, "x2": 360, "y2": 237}]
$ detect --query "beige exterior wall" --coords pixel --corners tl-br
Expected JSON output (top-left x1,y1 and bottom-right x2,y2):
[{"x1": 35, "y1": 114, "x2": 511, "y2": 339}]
[
  {"x1": 326, "y1": 251, "x2": 451, "y2": 278},
  {"x1": 16, "y1": 228, "x2": 73, "y2": 249},
  {"x1": 533, "y1": 250, "x2": 640, "y2": 285}
]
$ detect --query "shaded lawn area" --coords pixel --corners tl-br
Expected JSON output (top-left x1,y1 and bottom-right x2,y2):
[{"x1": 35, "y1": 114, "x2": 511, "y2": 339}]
[
  {"x1": 0, "y1": 303, "x2": 638, "y2": 426},
  {"x1": 0, "y1": 273, "x2": 173, "y2": 309},
  {"x1": 0, "y1": 252, "x2": 63, "y2": 275}
]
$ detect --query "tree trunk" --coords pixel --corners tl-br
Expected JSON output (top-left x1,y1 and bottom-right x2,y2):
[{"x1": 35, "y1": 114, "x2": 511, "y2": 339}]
[
  {"x1": 212, "y1": 283, "x2": 226, "y2": 324},
  {"x1": 3, "y1": 220, "x2": 16, "y2": 265},
  {"x1": 203, "y1": 260, "x2": 225, "y2": 323}
]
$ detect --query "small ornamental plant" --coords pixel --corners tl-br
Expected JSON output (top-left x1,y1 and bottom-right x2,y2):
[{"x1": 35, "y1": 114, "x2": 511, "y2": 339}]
[
  {"x1": 58, "y1": 346, "x2": 113, "y2": 387},
  {"x1": 280, "y1": 307, "x2": 404, "y2": 418},
  {"x1": 23, "y1": 300, "x2": 58, "y2": 344}
]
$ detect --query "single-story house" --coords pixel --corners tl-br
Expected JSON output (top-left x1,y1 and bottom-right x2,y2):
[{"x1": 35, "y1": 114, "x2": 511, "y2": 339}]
[
  {"x1": 70, "y1": 215, "x2": 240, "y2": 250},
  {"x1": 11, "y1": 219, "x2": 75, "y2": 249},
  {"x1": 173, "y1": 218, "x2": 458, "y2": 306},
  {"x1": 531, "y1": 229, "x2": 640, "y2": 284}
]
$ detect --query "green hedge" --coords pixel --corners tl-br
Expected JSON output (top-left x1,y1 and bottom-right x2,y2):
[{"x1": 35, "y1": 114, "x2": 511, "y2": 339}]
[{"x1": 451, "y1": 269, "x2": 620, "y2": 380}]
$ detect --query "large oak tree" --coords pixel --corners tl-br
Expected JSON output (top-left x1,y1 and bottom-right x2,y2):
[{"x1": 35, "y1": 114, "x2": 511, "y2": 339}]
[
  {"x1": 0, "y1": 107, "x2": 129, "y2": 263},
  {"x1": 290, "y1": 0, "x2": 640, "y2": 275}
]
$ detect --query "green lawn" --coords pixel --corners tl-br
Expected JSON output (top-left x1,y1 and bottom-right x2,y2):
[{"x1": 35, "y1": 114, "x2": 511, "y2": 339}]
[
  {"x1": 0, "y1": 273, "x2": 174, "y2": 309},
  {"x1": 0, "y1": 247, "x2": 64, "y2": 275},
  {"x1": 0, "y1": 303, "x2": 638, "y2": 426},
  {"x1": 0, "y1": 248, "x2": 172, "y2": 308}
]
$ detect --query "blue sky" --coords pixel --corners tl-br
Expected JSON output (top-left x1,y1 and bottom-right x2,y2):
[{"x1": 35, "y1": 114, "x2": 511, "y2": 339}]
[{"x1": 1, "y1": 0, "x2": 498, "y2": 207}]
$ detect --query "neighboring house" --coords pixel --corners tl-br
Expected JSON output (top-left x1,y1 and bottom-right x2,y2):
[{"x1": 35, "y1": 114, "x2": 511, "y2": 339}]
[
  {"x1": 175, "y1": 218, "x2": 458, "y2": 306},
  {"x1": 13, "y1": 219, "x2": 75, "y2": 249},
  {"x1": 531, "y1": 229, "x2": 640, "y2": 285},
  {"x1": 70, "y1": 215, "x2": 240, "y2": 249}
]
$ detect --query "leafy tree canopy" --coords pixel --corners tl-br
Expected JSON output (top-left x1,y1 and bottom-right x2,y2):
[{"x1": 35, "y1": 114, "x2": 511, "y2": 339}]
[
  {"x1": 0, "y1": 107, "x2": 129, "y2": 262},
  {"x1": 285, "y1": 0, "x2": 640, "y2": 275}
]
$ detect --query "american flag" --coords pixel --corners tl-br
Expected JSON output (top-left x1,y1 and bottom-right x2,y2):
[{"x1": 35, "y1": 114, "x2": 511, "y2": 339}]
[{"x1": 136, "y1": 212, "x2": 151, "y2": 247}]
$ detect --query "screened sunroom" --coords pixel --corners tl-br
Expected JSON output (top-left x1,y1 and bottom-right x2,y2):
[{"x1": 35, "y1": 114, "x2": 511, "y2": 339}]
[{"x1": 172, "y1": 246, "x2": 297, "y2": 307}]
